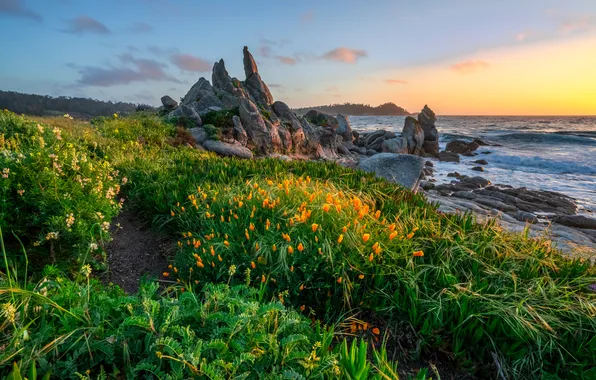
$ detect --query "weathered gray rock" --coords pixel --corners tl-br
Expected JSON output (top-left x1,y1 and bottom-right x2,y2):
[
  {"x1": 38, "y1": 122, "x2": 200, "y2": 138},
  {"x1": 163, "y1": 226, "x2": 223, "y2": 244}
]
[
  {"x1": 203, "y1": 140, "x2": 253, "y2": 159},
  {"x1": 422, "y1": 140, "x2": 440, "y2": 157},
  {"x1": 358, "y1": 153, "x2": 425, "y2": 191},
  {"x1": 555, "y1": 215, "x2": 596, "y2": 230},
  {"x1": 304, "y1": 110, "x2": 339, "y2": 130},
  {"x1": 364, "y1": 130, "x2": 386, "y2": 146},
  {"x1": 161, "y1": 95, "x2": 178, "y2": 109},
  {"x1": 212, "y1": 59, "x2": 236, "y2": 94},
  {"x1": 438, "y1": 151, "x2": 460, "y2": 162},
  {"x1": 366, "y1": 149, "x2": 378, "y2": 156},
  {"x1": 381, "y1": 137, "x2": 408, "y2": 154},
  {"x1": 168, "y1": 104, "x2": 202, "y2": 127},
  {"x1": 417, "y1": 105, "x2": 439, "y2": 141},
  {"x1": 239, "y1": 98, "x2": 274, "y2": 153},
  {"x1": 472, "y1": 166, "x2": 484, "y2": 172},
  {"x1": 232, "y1": 116, "x2": 248, "y2": 146},
  {"x1": 189, "y1": 127, "x2": 207, "y2": 144},
  {"x1": 336, "y1": 114, "x2": 353, "y2": 142},
  {"x1": 515, "y1": 211, "x2": 538, "y2": 224},
  {"x1": 402, "y1": 116, "x2": 425, "y2": 155},
  {"x1": 474, "y1": 159, "x2": 489, "y2": 165},
  {"x1": 367, "y1": 136, "x2": 385, "y2": 152}
]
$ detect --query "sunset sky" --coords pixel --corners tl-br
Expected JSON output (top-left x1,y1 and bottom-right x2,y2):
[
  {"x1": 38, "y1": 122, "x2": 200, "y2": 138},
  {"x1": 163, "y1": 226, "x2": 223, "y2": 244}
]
[{"x1": 1, "y1": 0, "x2": 595, "y2": 115}]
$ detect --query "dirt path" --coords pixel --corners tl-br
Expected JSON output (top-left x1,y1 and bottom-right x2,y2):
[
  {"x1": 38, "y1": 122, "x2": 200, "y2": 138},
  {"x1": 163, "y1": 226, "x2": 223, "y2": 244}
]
[{"x1": 105, "y1": 211, "x2": 172, "y2": 293}]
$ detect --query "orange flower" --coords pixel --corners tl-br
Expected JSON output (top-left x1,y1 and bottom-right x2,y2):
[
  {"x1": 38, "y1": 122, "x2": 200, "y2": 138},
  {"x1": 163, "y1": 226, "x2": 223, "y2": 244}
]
[
  {"x1": 173, "y1": 267, "x2": 178, "y2": 273},
  {"x1": 342, "y1": 226, "x2": 348, "y2": 233},
  {"x1": 389, "y1": 231, "x2": 398, "y2": 240},
  {"x1": 372, "y1": 327, "x2": 380, "y2": 335},
  {"x1": 300, "y1": 284, "x2": 304, "y2": 291},
  {"x1": 211, "y1": 261, "x2": 215, "y2": 267},
  {"x1": 261, "y1": 274, "x2": 266, "y2": 283},
  {"x1": 251, "y1": 261, "x2": 256, "y2": 269},
  {"x1": 300, "y1": 305, "x2": 305, "y2": 312},
  {"x1": 255, "y1": 242, "x2": 260, "y2": 250},
  {"x1": 170, "y1": 211, "x2": 175, "y2": 217},
  {"x1": 297, "y1": 243, "x2": 304, "y2": 252},
  {"x1": 413, "y1": 250, "x2": 424, "y2": 257},
  {"x1": 249, "y1": 222, "x2": 255, "y2": 231},
  {"x1": 290, "y1": 265, "x2": 294, "y2": 272},
  {"x1": 168, "y1": 264, "x2": 173, "y2": 269},
  {"x1": 369, "y1": 252, "x2": 374, "y2": 262},
  {"x1": 315, "y1": 236, "x2": 319, "y2": 243},
  {"x1": 223, "y1": 240, "x2": 229, "y2": 247},
  {"x1": 337, "y1": 234, "x2": 344, "y2": 244},
  {"x1": 163, "y1": 272, "x2": 169, "y2": 277},
  {"x1": 322, "y1": 204, "x2": 330, "y2": 212},
  {"x1": 288, "y1": 246, "x2": 294, "y2": 254},
  {"x1": 358, "y1": 274, "x2": 365, "y2": 279},
  {"x1": 311, "y1": 223, "x2": 319, "y2": 232},
  {"x1": 337, "y1": 277, "x2": 343, "y2": 284},
  {"x1": 362, "y1": 233, "x2": 370, "y2": 243},
  {"x1": 407, "y1": 232, "x2": 415, "y2": 239},
  {"x1": 272, "y1": 244, "x2": 277, "y2": 252},
  {"x1": 197, "y1": 261, "x2": 204, "y2": 268},
  {"x1": 218, "y1": 255, "x2": 223, "y2": 262},
  {"x1": 374, "y1": 210, "x2": 381, "y2": 219}
]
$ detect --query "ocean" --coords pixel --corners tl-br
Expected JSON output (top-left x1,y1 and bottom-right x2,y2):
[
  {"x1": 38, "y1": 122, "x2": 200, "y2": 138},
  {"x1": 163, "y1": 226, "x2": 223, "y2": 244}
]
[{"x1": 350, "y1": 116, "x2": 596, "y2": 215}]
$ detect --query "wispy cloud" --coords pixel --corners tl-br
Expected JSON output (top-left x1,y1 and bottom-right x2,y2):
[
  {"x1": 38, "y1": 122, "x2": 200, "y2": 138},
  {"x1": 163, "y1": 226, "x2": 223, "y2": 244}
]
[
  {"x1": 170, "y1": 53, "x2": 211, "y2": 72},
  {"x1": 129, "y1": 22, "x2": 153, "y2": 33},
  {"x1": 560, "y1": 16, "x2": 593, "y2": 34},
  {"x1": 321, "y1": 47, "x2": 367, "y2": 64},
  {"x1": 62, "y1": 16, "x2": 110, "y2": 35},
  {"x1": 516, "y1": 32, "x2": 527, "y2": 41},
  {"x1": 0, "y1": 0, "x2": 42, "y2": 22},
  {"x1": 385, "y1": 79, "x2": 407, "y2": 85},
  {"x1": 301, "y1": 10, "x2": 314, "y2": 23},
  {"x1": 275, "y1": 56, "x2": 297, "y2": 65},
  {"x1": 450, "y1": 60, "x2": 490, "y2": 74},
  {"x1": 325, "y1": 86, "x2": 339, "y2": 92},
  {"x1": 259, "y1": 45, "x2": 272, "y2": 57},
  {"x1": 73, "y1": 53, "x2": 181, "y2": 86}
]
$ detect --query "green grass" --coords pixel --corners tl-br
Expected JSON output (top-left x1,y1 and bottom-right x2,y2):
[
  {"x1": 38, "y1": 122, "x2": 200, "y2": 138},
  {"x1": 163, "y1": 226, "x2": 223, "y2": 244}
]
[{"x1": 1, "y1": 111, "x2": 596, "y2": 379}]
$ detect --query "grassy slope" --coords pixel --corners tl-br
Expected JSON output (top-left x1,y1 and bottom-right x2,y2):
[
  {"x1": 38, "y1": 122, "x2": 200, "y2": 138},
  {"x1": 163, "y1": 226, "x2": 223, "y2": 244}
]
[{"x1": 1, "y1": 111, "x2": 595, "y2": 379}]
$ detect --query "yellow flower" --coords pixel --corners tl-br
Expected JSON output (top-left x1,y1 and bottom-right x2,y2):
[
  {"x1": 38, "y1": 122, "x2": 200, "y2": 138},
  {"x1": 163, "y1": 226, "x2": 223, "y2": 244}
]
[
  {"x1": 389, "y1": 231, "x2": 398, "y2": 240},
  {"x1": 337, "y1": 234, "x2": 344, "y2": 244},
  {"x1": 362, "y1": 233, "x2": 370, "y2": 243},
  {"x1": 322, "y1": 204, "x2": 330, "y2": 212},
  {"x1": 224, "y1": 240, "x2": 229, "y2": 247},
  {"x1": 358, "y1": 274, "x2": 365, "y2": 279},
  {"x1": 290, "y1": 265, "x2": 294, "y2": 272},
  {"x1": 311, "y1": 223, "x2": 319, "y2": 232},
  {"x1": 218, "y1": 255, "x2": 223, "y2": 261},
  {"x1": 297, "y1": 243, "x2": 304, "y2": 252}
]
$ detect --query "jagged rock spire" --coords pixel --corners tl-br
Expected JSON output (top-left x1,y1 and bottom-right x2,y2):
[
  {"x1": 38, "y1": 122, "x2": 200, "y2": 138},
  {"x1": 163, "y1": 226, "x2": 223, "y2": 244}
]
[{"x1": 243, "y1": 46, "x2": 259, "y2": 78}]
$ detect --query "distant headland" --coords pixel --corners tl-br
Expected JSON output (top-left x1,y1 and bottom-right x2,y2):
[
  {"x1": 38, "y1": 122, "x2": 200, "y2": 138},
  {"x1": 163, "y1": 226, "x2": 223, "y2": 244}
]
[{"x1": 293, "y1": 102, "x2": 410, "y2": 116}]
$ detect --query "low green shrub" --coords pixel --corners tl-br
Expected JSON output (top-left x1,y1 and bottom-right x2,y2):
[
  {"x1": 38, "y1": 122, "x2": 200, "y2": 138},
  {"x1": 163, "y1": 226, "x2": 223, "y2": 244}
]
[
  {"x1": 0, "y1": 111, "x2": 123, "y2": 266},
  {"x1": 201, "y1": 108, "x2": 239, "y2": 130}
]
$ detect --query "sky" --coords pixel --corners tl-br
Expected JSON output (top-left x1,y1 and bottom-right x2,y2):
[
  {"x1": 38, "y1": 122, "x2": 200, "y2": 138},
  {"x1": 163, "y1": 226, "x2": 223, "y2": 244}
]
[{"x1": 1, "y1": 0, "x2": 596, "y2": 115}]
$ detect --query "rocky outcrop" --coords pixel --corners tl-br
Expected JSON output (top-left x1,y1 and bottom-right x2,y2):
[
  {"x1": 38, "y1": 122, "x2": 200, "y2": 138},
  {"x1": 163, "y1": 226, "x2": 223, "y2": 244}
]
[
  {"x1": 189, "y1": 127, "x2": 208, "y2": 144},
  {"x1": 446, "y1": 140, "x2": 480, "y2": 155},
  {"x1": 438, "y1": 151, "x2": 460, "y2": 162},
  {"x1": 202, "y1": 140, "x2": 253, "y2": 159},
  {"x1": 243, "y1": 46, "x2": 274, "y2": 106},
  {"x1": 381, "y1": 137, "x2": 408, "y2": 154},
  {"x1": 417, "y1": 105, "x2": 439, "y2": 156},
  {"x1": 401, "y1": 116, "x2": 425, "y2": 155},
  {"x1": 239, "y1": 98, "x2": 278, "y2": 153},
  {"x1": 161, "y1": 95, "x2": 178, "y2": 109},
  {"x1": 358, "y1": 153, "x2": 425, "y2": 191}
]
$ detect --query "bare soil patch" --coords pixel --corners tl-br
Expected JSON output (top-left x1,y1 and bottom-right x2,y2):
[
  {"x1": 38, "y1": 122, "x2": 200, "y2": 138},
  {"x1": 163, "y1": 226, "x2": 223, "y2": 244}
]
[{"x1": 105, "y1": 211, "x2": 172, "y2": 293}]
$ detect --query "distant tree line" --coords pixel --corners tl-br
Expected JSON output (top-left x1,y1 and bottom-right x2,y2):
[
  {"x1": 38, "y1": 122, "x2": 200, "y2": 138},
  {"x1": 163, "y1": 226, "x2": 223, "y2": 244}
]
[
  {"x1": 0, "y1": 90, "x2": 154, "y2": 119},
  {"x1": 293, "y1": 102, "x2": 410, "y2": 116}
]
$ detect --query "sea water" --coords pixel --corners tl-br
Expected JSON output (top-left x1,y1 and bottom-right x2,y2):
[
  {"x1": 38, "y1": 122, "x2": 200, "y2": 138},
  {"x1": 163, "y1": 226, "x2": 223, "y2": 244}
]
[{"x1": 350, "y1": 116, "x2": 596, "y2": 215}]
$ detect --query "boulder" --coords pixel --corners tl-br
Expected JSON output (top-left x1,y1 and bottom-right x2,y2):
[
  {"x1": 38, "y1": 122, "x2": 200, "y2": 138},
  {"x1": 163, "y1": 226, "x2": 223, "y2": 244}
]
[
  {"x1": 189, "y1": 127, "x2": 208, "y2": 144},
  {"x1": 212, "y1": 59, "x2": 237, "y2": 95},
  {"x1": 168, "y1": 104, "x2": 202, "y2": 127},
  {"x1": 304, "y1": 110, "x2": 339, "y2": 130},
  {"x1": 381, "y1": 137, "x2": 408, "y2": 154},
  {"x1": 402, "y1": 116, "x2": 425, "y2": 155},
  {"x1": 425, "y1": 161, "x2": 434, "y2": 167},
  {"x1": 336, "y1": 114, "x2": 353, "y2": 142},
  {"x1": 367, "y1": 136, "x2": 385, "y2": 152},
  {"x1": 203, "y1": 140, "x2": 253, "y2": 159},
  {"x1": 358, "y1": 153, "x2": 425, "y2": 191},
  {"x1": 161, "y1": 95, "x2": 178, "y2": 109},
  {"x1": 422, "y1": 140, "x2": 440, "y2": 157},
  {"x1": 438, "y1": 151, "x2": 460, "y2": 162},
  {"x1": 473, "y1": 159, "x2": 488, "y2": 165},
  {"x1": 364, "y1": 130, "x2": 386, "y2": 146},
  {"x1": 472, "y1": 166, "x2": 484, "y2": 172},
  {"x1": 446, "y1": 140, "x2": 480, "y2": 154}
]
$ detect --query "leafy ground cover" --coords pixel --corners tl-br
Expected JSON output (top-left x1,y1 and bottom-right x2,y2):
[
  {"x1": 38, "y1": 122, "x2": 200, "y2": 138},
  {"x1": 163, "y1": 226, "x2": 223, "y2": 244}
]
[{"x1": 1, "y1": 111, "x2": 595, "y2": 379}]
